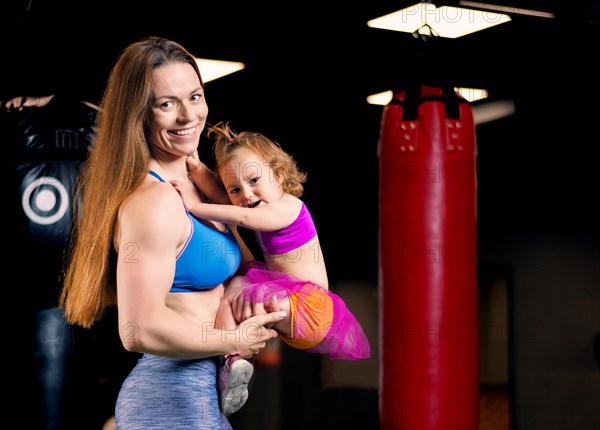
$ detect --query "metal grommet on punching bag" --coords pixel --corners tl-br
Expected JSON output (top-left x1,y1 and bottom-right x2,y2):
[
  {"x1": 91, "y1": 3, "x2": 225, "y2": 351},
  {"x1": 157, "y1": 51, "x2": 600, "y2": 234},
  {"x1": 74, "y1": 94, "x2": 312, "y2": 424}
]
[{"x1": 378, "y1": 85, "x2": 479, "y2": 430}]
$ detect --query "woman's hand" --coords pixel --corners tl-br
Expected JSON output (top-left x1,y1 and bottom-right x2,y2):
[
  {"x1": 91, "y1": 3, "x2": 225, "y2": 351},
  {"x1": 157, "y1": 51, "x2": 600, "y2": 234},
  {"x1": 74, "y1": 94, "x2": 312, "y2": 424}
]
[
  {"x1": 231, "y1": 292, "x2": 281, "y2": 329},
  {"x1": 232, "y1": 310, "x2": 286, "y2": 358}
]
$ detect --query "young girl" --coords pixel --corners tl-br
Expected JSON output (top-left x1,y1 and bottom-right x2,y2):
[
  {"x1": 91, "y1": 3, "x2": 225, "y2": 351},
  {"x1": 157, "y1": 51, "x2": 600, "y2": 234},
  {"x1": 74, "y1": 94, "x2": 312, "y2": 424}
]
[{"x1": 173, "y1": 122, "x2": 370, "y2": 362}]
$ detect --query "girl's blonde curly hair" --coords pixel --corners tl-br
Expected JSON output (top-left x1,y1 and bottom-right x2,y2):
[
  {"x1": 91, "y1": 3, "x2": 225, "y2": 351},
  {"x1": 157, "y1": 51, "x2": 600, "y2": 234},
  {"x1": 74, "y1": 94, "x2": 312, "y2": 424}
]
[{"x1": 208, "y1": 121, "x2": 307, "y2": 197}]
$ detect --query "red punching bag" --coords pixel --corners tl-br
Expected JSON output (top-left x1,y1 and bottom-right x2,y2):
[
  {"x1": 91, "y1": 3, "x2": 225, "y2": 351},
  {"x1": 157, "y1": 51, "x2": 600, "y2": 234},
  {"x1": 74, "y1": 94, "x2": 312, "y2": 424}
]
[{"x1": 378, "y1": 85, "x2": 479, "y2": 430}]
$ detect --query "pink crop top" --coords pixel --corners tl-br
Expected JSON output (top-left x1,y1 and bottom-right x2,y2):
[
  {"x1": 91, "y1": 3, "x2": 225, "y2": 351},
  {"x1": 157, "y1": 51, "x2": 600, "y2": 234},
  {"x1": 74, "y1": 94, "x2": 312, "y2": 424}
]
[{"x1": 259, "y1": 202, "x2": 317, "y2": 255}]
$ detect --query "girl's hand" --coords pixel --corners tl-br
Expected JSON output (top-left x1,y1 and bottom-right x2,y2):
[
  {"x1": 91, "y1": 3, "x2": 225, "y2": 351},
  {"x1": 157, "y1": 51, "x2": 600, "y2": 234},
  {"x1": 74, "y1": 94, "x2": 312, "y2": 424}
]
[
  {"x1": 170, "y1": 178, "x2": 204, "y2": 210},
  {"x1": 186, "y1": 150, "x2": 202, "y2": 175}
]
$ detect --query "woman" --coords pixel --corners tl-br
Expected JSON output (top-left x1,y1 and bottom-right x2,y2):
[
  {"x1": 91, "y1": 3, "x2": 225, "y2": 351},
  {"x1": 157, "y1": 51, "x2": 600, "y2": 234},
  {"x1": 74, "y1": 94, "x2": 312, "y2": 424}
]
[{"x1": 59, "y1": 37, "x2": 285, "y2": 429}]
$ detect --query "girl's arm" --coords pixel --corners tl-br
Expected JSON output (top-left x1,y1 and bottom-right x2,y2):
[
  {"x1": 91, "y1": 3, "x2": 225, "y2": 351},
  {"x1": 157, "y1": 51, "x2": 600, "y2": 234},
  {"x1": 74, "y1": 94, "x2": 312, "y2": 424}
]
[
  {"x1": 170, "y1": 174, "x2": 300, "y2": 232},
  {"x1": 175, "y1": 185, "x2": 299, "y2": 232}
]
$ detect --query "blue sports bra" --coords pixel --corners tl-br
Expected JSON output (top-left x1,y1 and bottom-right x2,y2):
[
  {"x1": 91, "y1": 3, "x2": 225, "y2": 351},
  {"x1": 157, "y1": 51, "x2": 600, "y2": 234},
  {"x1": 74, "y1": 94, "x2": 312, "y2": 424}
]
[{"x1": 148, "y1": 171, "x2": 241, "y2": 293}]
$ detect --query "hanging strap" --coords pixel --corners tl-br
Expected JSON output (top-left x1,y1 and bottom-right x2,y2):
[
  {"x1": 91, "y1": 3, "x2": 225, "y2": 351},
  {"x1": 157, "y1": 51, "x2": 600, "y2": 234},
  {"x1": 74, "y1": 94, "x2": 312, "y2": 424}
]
[{"x1": 395, "y1": 84, "x2": 463, "y2": 120}]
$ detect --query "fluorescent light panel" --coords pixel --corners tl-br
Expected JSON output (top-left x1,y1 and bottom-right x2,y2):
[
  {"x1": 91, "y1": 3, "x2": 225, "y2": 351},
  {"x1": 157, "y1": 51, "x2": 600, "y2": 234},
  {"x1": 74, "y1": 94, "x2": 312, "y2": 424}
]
[
  {"x1": 459, "y1": 1, "x2": 555, "y2": 19},
  {"x1": 195, "y1": 58, "x2": 245, "y2": 83},
  {"x1": 455, "y1": 87, "x2": 488, "y2": 102},
  {"x1": 471, "y1": 99, "x2": 515, "y2": 124},
  {"x1": 366, "y1": 91, "x2": 395, "y2": 106},
  {"x1": 367, "y1": 3, "x2": 511, "y2": 38}
]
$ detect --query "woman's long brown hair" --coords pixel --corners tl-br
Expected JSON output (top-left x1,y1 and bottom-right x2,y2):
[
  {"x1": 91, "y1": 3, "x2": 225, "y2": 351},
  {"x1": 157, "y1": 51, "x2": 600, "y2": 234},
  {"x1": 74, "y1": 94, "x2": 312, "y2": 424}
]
[{"x1": 59, "y1": 37, "x2": 203, "y2": 328}]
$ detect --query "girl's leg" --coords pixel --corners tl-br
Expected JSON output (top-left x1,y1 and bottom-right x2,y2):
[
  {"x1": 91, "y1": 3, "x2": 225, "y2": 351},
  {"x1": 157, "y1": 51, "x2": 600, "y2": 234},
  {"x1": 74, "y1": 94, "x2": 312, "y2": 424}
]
[
  {"x1": 267, "y1": 295, "x2": 292, "y2": 337},
  {"x1": 216, "y1": 275, "x2": 254, "y2": 416},
  {"x1": 223, "y1": 275, "x2": 292, "y2": 337}
]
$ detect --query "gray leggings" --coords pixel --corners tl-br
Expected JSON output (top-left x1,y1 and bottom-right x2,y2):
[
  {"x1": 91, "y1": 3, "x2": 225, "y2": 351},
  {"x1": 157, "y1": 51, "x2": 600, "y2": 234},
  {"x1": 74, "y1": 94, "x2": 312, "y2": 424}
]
[{"x1": 115, "y1": 354, "x2": 232, "y2": 429}]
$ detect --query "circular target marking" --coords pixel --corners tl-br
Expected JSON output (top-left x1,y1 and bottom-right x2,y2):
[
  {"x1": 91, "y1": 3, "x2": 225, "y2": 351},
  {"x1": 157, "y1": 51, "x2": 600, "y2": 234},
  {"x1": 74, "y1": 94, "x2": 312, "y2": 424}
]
[{"x1": 21, "y1": 176, "x2": 69, "y2": 225}]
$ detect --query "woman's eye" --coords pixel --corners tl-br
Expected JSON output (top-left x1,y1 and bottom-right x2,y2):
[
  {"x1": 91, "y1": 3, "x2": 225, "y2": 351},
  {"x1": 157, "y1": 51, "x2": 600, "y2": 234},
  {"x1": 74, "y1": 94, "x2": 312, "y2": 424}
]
[{"x1": 161, "y1": 101, "x2": 174, "y2": 109}]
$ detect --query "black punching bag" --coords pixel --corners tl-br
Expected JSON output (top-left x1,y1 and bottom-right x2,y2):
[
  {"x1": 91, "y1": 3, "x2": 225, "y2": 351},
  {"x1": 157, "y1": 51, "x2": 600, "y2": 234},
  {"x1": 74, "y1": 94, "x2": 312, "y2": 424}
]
[
  {"x1": 5, "y1": 96, "x2": 96, "y2": 307},
  {"x1": 2, "y1": 95, "x2": 96, "y2": 430}
]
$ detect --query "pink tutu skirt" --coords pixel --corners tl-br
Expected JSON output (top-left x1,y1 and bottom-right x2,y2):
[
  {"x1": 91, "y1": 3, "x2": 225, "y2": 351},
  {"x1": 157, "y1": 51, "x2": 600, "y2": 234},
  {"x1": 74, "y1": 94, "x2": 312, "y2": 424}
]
[{"x1": 239, "y1": 265, "x2": 370, "y2": 360}]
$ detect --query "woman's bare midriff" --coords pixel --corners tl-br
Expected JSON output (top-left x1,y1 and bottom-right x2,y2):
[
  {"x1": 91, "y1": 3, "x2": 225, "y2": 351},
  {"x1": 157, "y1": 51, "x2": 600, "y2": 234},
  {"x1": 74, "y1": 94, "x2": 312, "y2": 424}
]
[{"x1": 166, "y1": 285, "x2": 225, "y2": 326}]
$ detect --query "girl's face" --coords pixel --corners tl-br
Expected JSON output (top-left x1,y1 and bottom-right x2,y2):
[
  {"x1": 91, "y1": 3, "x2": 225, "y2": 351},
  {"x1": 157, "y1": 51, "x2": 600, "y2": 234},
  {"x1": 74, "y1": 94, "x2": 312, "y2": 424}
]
[
  {"x1": 219, "y1": 148, "x2": 283, "y2": 208},
  {"x1": 148, "y1": 62, "x2": 208, "y2": 159}
]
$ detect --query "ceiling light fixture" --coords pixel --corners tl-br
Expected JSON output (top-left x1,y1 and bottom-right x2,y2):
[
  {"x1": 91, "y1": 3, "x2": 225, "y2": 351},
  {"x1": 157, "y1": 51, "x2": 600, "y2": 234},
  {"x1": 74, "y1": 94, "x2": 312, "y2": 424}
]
[
  {"x1": 458, "y1": 1, "x2": 555, "y2": 19},
  {"x1": 195, "y1": 58, "x2": 245, "y2": 83},
  {"x1": 471, "y1": 99, "x2": 516, "y2": 125},
  {"x1": 367, "y1": 1, "x2": 512, "y2": 39}
]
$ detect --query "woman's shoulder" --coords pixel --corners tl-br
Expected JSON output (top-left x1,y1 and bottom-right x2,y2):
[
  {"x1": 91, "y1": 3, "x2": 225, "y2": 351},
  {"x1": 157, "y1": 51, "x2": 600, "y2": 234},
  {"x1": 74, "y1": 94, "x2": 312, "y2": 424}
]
[
  {"x1": 120, "y1": 180, "x2": 187, "y2": 230},
  {"x1": 114, "y1": 180, "x2": 189, "y2": 251}
]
